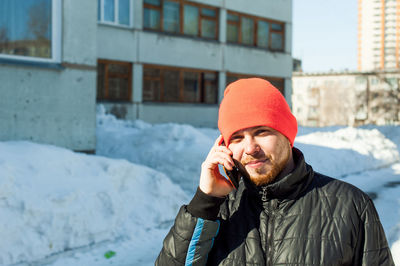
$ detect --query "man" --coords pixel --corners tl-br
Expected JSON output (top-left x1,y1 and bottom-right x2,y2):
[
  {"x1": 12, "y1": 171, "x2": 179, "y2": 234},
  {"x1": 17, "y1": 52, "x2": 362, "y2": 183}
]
[{"x1": 156, "y1": 78, "x2": 394, "y2": 265}]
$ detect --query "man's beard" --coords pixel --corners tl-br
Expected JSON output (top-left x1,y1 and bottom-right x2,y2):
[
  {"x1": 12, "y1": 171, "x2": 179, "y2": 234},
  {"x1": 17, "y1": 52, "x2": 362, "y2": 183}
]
[{"x1": 241, "y1": 150, "x2": 290, "y2": 186}]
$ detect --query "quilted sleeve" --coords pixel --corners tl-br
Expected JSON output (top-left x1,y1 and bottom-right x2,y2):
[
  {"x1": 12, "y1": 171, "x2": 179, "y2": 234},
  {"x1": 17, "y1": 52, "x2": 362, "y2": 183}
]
[
  {"x1": 356, "y1": 199, "x2": 395, "y2": 266},
  {"x1": 155, "y1": 205, "x2": 220, "y2": 266}
]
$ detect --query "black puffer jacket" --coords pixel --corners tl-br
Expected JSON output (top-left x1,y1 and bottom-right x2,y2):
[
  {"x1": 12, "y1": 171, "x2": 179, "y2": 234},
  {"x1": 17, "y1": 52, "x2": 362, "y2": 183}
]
[{"x1": 156, "y1": 149, "x2": 394, "y2": 265}]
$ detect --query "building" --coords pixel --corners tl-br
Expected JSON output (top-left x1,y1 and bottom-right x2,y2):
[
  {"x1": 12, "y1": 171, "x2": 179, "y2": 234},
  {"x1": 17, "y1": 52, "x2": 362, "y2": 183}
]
[
  {"x1": 0, "y1": 0, "x2": 293, "y2": 151},
  {"x1": 97, "y1": 0, "x2": 293, "y2": 127},
  {"x1": 358, "y1": 0, "x2": 400, "y2": 71},
  {"x1": 293, "y1": 58, "x2": 302, "y2": 72},
  {"x1": 292, "y1": 71, "x2": 400, "y2": 127}
]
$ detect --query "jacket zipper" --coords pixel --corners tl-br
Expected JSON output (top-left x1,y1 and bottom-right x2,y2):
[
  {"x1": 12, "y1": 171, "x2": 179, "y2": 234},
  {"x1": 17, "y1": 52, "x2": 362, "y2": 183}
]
[
  {"x1": 267, "y1": 201, "x2": 278, "y2": 266},
  {"x1": 261, "y1": 186, "x2": 268, "y2": 201},
  {"x1": 261, "y1": 187, "x2": 273, "y2": 265}
]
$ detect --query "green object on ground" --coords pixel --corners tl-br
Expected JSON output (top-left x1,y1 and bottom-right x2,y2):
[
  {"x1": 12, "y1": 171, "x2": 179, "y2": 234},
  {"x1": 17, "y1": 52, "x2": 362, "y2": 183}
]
[{"x1": 104, "y1": 250, "x2": 116, "y2": 259}]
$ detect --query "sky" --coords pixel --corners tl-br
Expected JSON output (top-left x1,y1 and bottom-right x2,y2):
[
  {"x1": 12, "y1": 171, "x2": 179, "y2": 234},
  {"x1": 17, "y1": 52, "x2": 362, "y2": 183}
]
[{"x1": 293, "y1": 0, "x2": 358, "y2": 73}]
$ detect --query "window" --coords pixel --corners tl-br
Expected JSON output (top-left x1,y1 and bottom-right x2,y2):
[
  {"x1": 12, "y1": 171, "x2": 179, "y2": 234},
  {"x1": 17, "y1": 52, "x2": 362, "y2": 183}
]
[
  {"x1": 227, "y1": 11, "x2": 285, "y2": 51},
  {"x1": 227, "y1": 13, "x2": 239, "y2": 43},
  {"x1": 98, "y1": 0, "x2": 132, "y2": 27},
  {"x1": 257, "y1": 20, "x2": 269, "y2": 47},
  {"x1": 144, "y1": 0, "x2": 218, "y2": 40},
  {"x1": 0, "y1": 0, "x2": 61, "y2": 62},
  {"x1": 143, "y1": 65, "x2": 218, "y2": 104},
  {"x1": 226, "y1": 73, "x2": 285, "y2": 95},
  {"x1": 97, "y1": 59, "x2": 132, "y2": 102},
  {"x1": 241, "y1": 17, "x2": 254, "y2": 45},
  {"x1": 163, "y1": 1, "x2": 180, "y2": 33}
]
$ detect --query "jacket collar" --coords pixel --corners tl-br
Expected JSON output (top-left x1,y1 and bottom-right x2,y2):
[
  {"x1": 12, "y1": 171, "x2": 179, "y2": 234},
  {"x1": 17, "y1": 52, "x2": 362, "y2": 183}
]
[{"x1": 242, "y1": 148, "x2": 314, "y2": 201}]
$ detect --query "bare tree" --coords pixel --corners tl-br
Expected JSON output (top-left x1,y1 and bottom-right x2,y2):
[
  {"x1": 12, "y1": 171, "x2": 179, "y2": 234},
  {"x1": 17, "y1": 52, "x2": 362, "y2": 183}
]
[
  {"x1": 0, "y1": 27, "x2": 8, "y2": 42},
  {"x1": 0, "y1": 27, "x2": 9, "y2": 52},
  {"x1": 27, "y1": 0, "x2": 50, "y2": 41},
  {"x1": 366, "y1": 74, "x2": 400, "y2": 124}
]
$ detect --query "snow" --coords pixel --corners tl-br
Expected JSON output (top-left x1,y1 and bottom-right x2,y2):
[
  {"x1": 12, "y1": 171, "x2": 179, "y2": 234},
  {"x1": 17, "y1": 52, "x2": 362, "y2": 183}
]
[
  {"x1": 0, "y1": 107, "x2": 399, "y2": 265},
  {"x1": 0, "y1": 139, "x2": 187, "y2": 265}
]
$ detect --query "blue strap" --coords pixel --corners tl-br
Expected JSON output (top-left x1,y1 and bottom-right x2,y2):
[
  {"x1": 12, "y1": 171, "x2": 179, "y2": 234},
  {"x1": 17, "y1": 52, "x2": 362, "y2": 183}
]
[{"x1": 185, "y1": 218, "x2": 205, "y2": 266}]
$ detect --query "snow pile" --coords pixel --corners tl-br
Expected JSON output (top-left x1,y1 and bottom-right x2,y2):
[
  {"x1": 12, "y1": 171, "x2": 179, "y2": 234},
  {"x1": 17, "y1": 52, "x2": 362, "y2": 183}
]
[
  {"x1": 0, "y1": 141, "x2": 187, "y2": 265},
  {"x1": 97, "y1": 106, "x2": 216, "y2": 194},
  {"x1": 98, "y1": 107, "x2": 400, "y2": 188},
  {"x1": 295, "y1": 127, "x2": 400, "y2": 178}
]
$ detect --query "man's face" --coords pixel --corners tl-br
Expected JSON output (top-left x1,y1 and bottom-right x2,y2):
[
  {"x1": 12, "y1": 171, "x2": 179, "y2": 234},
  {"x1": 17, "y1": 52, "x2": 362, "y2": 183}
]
[{"x1": 228, "y1": 126, "x2": 291, "y2": 186}]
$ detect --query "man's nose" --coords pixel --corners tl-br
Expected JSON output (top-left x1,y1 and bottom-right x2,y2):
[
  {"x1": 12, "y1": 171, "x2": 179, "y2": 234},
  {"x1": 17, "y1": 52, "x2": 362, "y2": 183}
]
[{"x1": 244, "y1": 136, "x2": 260, "y2": 155}]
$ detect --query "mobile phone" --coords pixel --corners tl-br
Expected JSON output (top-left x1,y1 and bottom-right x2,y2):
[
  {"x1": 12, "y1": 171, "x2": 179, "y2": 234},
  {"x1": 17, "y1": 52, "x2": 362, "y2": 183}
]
[
  {"x1": 220, "y1": 139, "x2": 241, "y2": 189},
  {"x1": 223, "y1": 162, "x2": 241, "y2": 189}
]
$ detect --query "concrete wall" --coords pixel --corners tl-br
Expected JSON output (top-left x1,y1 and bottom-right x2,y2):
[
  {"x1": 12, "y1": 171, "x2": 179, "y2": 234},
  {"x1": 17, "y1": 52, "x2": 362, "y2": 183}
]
[
  {"x1": 292, "y1": 72, "x2": 400, "y2": 126},
  {"x1": 139, "y1": 103, "x2": 219, "y2": 127},
  {"x1": 138, "y1": 32, "x2": 222, "y2": 70},
  {"x1": 97, "y1": 26, "x2": 138, "y2": 62},
  {"x1": 0, "y1": 0, "x2": 97, "y2": 151},
  {"x1": 0, "y1": 66, "x2": 96, "y2": 150},
  {"x1": 63, "y1": 0, "x2": 97, "y2": 65},
  {"x1": 224, "y1": 46, "x2": 292, "y2": 77},
  {"x1": 100, "y1": 102, "x2": 219, "y2": 128}
]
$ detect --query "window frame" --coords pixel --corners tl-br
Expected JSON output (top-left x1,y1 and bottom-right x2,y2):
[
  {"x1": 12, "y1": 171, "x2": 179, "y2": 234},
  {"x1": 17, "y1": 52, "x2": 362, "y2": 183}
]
[
  {"x1": 97, "y1": 59, "x2": 133, "y2": 102},
  {"x1": 143, "y1": 0, "x2": 219, "y2": 40},
  {"x1": 226, "y1": 10, "x2": 285, "y2": 52},
  {"x1": 0, "y1": 0, "x2": 62, "y2": 63},
  {"x1": 226, "y1": 72, "x2": 285, "y2": 95},
  {"x1": 143, "y1": 64, "x2": 219, "y2": 104},
  {"x1": 98, "y1": 0, "x2": 134, "y2": 28}
]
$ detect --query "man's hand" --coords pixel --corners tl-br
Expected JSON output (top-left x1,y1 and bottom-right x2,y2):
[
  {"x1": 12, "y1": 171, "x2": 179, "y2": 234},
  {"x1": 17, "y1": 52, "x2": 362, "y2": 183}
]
[{"x1": 199, "y1": 135, "x2": 235, "y2": 197}]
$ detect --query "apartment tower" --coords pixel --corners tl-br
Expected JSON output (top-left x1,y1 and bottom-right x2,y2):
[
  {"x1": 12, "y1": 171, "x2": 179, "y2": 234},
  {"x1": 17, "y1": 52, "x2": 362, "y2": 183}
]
[{"x1": 358, "y1": 0, "x2": 400, "y2": 70}]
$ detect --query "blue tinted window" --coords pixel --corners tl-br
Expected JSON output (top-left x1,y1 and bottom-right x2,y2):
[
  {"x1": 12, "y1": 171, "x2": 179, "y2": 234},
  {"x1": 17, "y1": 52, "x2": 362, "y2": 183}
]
[
  {"x1": 201, "y1": 8, "x2": 216, "y2": 17},
  {"x1": 241, "y1": 17, "x2": 254, "y2": 45},
  {"x1": 201, "y1": 19, "x2": 216, "y2": 39},
  {"x1": 163, "y1": 1, "x2": 179, "y2": 33},
  {"x1": 227, "y1": 24, "x2": 238, "y2": 42},
  {"x1": 257, "y1": 20, "x2": 269, "y2": 48},
  {"x1": 118, "y1": 0, "x2": 130, "y2": 25},
  {"x1": 144, "y1": 8, "x2": 160, "y2": 29},
  {"x1": 271, "y1": 23, "x2": 282, "y2": 31},
  {"x1": 0, "y1": 0, "x2": 52, "y2": 58},
  {"x1": 227, "y1": 14, "x2": 239, "y2": 22},
  {"x1": 271, "y1": 32, "x2": 283, "y2": 50},
  {"x1": 183, "y1": 5, "x2": 198, "y2": 35},
  {"x1": 104, "y1": 0, "x2": 115, "y2": 22}
]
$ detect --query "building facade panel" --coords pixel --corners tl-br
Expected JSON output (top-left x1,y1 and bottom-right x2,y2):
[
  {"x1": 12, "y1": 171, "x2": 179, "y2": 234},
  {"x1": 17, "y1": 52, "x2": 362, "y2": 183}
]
[
  {"x1": 226, "y1": 0, "x2": 292, "y2": 23},
  {"x1": 139, "y1": 103, "x2": 219, "y2": 127},
  {"x1": 224, "y1": 46, "x2": 292, "y2": 78},
  {"x1": 0, "y1": 66, "x2": 96, "y2": 150},
  {"x1": 139, "y1": 32, "x2": 222, "y2": 70},
  {"x1": 97, "y1": 26, "x2": 138, "y2": 62},
  {"x1": 63, "y1": 0, "x2": 97, "y2": 66}
]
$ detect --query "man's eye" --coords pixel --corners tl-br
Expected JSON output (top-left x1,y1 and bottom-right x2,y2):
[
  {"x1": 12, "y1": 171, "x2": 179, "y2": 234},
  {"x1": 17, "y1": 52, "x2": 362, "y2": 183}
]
[
  {"x1": 255, "y1": 129, "x2": 270, "y2": 136},
  {"x1": 230, "y1": 136, "x2": 243, "y2": 142}
]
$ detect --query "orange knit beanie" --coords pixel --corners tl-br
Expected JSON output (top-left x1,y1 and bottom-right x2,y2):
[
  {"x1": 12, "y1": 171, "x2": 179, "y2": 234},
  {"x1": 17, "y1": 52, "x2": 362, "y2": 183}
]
[{"x1": 218, "y1": 78, "x2": 298, "y2": 147}]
